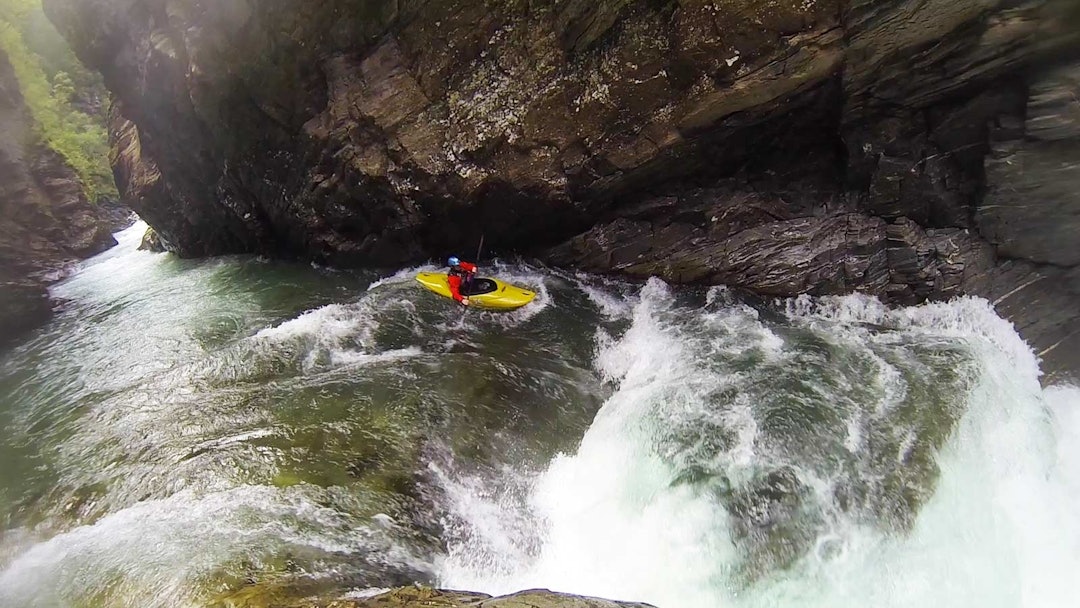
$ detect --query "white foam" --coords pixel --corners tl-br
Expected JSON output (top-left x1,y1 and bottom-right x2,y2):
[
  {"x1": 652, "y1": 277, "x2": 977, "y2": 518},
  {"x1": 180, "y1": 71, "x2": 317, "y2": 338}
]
[
  {"x1": 438, "y1": 278, "x2": 741, "y2": 606},
  {"x1": 718, "y1": 393, "x2": 759, "y2": 468},
  {"x1": 574, "y1": 273, "x2": 637, "y2": 320},
  {"x1": 438, "y1": 284, "x2": 1080, "y2": 608},
  {"x1": 330, "y1": 346, "x2": 424, "y2": 367},
  {"x1": 0, "y1": 485, "x2": 417, "y2": 608},
  {"x1": 481, "y1": 262, "x2": 552, "y2": 327},
  {"x1": 785, "y1": 294, "x2": 1036, "y2": 371},
  {"x1": 750, "y1": 346, "x2": 1076, "y2": 608},
  {"x1": 115, "y1": 220, "x2": 151, "y2": 248},
  {"x1": 367, "y1": 264, "x2": 436, "y2": 292},
  {"x1": 249, "y1": 285, "x2": 428, "y2": 372},
  {"x1": 188, "y1": 428, "x2": 278, "y2": 454},
  {"x1": 255, "y1": 303, "x2": 368, "y2": 342},
  {"x1": 253, "y1": 303, "x2": 373, "y2": 371},
  {"x1": 344, "y1": 587, "x2": 394, "y2": 599},
  {"x1": 53, "y1": 222, "x2": 172, "y2": 300}
]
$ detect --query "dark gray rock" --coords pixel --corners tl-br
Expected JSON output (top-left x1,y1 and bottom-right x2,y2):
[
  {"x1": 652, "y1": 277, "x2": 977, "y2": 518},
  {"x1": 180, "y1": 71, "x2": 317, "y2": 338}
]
[
  {"x1": 961, "y1": 259, "x2": 1080, "y2": 385},
  {"x1": 274, "y1": 586, "x2": 655, "y2": 608},
  {"x1": 95, "y1": 197, "x2": 137, "y2": 233},
  {"x1": 0, "y1": 49, "x2": 117, "y2": 346},
  {"x1": 980, "y1": 63, "x2": 1080, "y2": 267},
  {"x1": 0, "y1": 279, "x2": 52, "y2": 346},
  {"x1": 548, "y1": 49, "x2": 1080, "y2": 381},
  {"x1": 38, "y1": 0, "x2": 860, "y2": 264},
  {"x1": 137, "y1": 226, "x2": 164, "y2": 252},
  {"x1": 41, "y1": 0, "x2": 1080, "y2": 380},
  {"x1": 971, "y1": 61, "x2": 1080, "y2": 382}
]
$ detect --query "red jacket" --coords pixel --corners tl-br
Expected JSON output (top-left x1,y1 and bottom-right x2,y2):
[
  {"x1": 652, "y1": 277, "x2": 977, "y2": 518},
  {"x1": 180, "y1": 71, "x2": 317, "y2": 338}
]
[{"x1": 447, "y1": 261, "x2": 477, "y2": 302}]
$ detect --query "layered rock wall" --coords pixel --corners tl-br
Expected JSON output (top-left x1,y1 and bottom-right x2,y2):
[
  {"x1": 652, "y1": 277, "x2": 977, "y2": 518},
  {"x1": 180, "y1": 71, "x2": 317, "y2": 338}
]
[
  {"x1": 40, "y1": 0, "x2": 871, "y2": 264},
  {"x1": 42, "y1": 0, "x2": 1080, "y2": 378},
  {"x1": 0, "y1": 49, "x2": 118, "y2": 345}
]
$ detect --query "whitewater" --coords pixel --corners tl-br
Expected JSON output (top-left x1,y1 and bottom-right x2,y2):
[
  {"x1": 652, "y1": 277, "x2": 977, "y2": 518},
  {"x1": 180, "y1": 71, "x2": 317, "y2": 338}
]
[
  {"x1": 0, "y1": 223, "x2": 1077, "y2": 607},
  {"x1": 437, "y1": 280, "x2": 1080, "y2": 608}
]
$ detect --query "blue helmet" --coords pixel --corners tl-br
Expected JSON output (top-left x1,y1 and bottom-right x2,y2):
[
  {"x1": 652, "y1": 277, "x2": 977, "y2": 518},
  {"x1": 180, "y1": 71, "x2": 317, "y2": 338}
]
[{"x1": 448, "y1": 256, "x2": 460, "y2": 267}]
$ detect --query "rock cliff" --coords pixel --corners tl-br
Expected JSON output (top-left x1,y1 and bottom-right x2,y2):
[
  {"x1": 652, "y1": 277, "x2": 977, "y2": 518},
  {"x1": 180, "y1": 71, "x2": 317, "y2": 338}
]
[
  {"x1": 42, "y1": 0, "x2": 1080, "y2": 379},
  {"x1": 0, "y1": 48, "x2": 118, "y2": 345}
]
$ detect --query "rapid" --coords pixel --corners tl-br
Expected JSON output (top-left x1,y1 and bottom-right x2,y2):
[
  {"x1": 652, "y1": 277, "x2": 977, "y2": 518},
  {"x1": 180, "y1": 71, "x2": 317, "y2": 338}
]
[{"x1": 0, "y1": 222, "x2": 1077, "y2": 607}]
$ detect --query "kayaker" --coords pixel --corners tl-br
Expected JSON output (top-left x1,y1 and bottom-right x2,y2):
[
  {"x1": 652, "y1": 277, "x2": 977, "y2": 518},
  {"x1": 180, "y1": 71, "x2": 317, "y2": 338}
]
[{"x1": 447, "y1": 256, "x2": 477, "y2": 306}]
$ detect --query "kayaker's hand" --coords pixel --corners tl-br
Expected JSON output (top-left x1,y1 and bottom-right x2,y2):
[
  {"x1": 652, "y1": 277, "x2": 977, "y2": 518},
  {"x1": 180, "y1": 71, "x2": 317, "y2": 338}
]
[{"x1": 461, "y1": 297, "x2": 470, "y2": 307}]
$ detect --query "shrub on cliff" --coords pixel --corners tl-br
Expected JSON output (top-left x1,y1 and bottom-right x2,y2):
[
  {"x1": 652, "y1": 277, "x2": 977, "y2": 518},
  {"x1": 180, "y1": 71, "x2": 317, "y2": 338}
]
[{"x1": 0, "y1": 0, "x2": 115, "y2": 202}]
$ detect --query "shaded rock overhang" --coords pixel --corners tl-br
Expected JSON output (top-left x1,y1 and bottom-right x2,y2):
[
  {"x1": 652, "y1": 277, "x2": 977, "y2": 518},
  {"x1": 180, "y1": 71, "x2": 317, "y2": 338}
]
[{"x1": 42, "y1": 0, "x2": 1080, "y2": 380}]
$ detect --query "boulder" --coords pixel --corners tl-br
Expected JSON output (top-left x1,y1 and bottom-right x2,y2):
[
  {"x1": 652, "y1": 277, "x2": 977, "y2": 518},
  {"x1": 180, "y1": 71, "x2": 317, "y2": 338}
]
[
  {"x1": 278, "y1": 587, "x2": 655, "y2": 608},
  {"x1": 137, "y1": 225, "x2": 164, "y2": 252}
]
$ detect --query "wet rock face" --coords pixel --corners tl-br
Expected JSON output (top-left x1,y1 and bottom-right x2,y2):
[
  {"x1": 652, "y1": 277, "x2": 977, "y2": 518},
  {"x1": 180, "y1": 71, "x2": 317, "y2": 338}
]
[
  {"x1": 980, "y1": 63, "x2": 1080, "y2": 267},
  {"x1": 974, "y1": 61, "x2": 1080, "y2": 381},
  {"x1": 0, "y1": 50, "x2": 118, "y2": 346},
  {"x1": 43, "y1": 0, "x2": 1080, "y2": 378},
  {"x1": 42, "y1": 0, "x2": 847, "y2": 264},
  {"x1": 0, "y1": 281, "x2": 52, "y2": 344}
]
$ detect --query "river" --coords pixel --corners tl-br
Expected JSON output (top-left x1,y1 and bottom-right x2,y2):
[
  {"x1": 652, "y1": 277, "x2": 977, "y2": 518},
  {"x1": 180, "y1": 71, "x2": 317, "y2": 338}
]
[{"x1": 0, "y1": 222, "x2": 1077, "y2": 607}]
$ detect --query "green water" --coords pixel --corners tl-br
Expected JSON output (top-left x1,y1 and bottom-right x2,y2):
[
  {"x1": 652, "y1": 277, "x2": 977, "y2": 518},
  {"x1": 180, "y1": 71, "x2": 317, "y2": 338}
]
[
  {"x1": 0, "y1": 225, "x2": 611, "y2": 604},
  {"x1": 1, "y1": 223, "x2": 1078, "y2": 608}
]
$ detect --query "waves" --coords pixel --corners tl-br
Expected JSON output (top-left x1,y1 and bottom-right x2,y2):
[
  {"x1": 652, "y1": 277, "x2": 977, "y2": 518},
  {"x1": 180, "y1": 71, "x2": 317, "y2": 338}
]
[
  {"x1": 0, "y1": 485, "x2": 430, "y2": 608},
  {"x1": 1, "y1": 231, "x2": 1077, "y2": 607},
  {"x1": 436, "y1": 279, "x2": 1080, "y2": 608}
]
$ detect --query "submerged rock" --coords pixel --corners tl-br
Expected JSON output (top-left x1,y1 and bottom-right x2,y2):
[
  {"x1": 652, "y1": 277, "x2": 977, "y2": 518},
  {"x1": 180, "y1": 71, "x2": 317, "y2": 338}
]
[{"x1": 41, "y1": 0, "x2": 1080, "y2": 378}]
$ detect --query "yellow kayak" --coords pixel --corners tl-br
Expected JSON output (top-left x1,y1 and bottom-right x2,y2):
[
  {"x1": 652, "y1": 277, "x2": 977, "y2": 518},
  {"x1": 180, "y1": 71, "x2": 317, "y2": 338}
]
[{"x1": 415, "y1": 272, "x2": 537, "y2": 310}]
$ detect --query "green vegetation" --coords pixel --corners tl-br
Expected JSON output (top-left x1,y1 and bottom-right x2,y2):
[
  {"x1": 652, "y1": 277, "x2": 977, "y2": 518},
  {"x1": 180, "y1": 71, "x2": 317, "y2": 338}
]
[{"x1": 0, "y1": 0, "x2": 116, "y2": 201}]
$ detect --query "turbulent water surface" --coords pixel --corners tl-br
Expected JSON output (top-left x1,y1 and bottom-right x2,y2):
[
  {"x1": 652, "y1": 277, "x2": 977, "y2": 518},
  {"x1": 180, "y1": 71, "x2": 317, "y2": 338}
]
[{"x1": 0, "y1": 223, "x2": 1078, "y2": 608}]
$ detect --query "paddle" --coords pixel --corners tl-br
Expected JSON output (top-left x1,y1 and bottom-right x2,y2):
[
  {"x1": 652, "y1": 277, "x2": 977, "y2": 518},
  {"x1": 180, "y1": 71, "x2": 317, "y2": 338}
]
[
  {"x1": 474, "y1": 234, "x2": 485, "y2": 268},
  {"x1": 465, "y1": 234, "x2": 484, "y2": 294}
]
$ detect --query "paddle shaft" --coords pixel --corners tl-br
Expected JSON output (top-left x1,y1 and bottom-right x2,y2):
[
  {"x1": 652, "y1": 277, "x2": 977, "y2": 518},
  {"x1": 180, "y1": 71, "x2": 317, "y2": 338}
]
[{"x1": 465, "y1": 234, "x2": 484, "y2": 295}]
